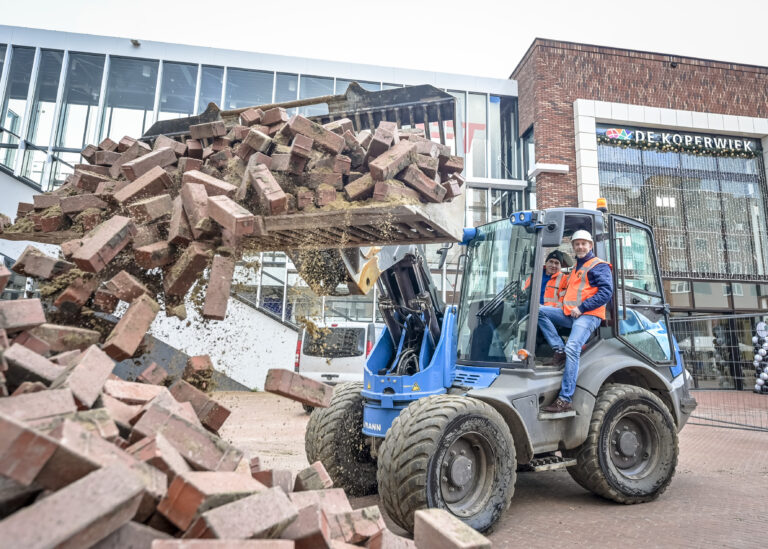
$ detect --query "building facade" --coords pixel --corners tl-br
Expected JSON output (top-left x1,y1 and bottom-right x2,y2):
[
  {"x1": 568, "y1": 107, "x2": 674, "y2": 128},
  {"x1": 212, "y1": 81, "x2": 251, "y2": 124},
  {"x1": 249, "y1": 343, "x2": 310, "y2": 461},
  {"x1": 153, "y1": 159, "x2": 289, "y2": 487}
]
[{"x1": 512, "y1": 39, "x2": 768, "y2": 389}]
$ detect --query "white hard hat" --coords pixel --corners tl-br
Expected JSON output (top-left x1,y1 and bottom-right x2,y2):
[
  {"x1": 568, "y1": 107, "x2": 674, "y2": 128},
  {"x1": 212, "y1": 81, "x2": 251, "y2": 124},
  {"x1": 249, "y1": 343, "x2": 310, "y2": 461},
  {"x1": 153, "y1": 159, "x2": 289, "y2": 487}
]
[{"x1": 571, "y1": 230, "x2": 593, "y2": 243}]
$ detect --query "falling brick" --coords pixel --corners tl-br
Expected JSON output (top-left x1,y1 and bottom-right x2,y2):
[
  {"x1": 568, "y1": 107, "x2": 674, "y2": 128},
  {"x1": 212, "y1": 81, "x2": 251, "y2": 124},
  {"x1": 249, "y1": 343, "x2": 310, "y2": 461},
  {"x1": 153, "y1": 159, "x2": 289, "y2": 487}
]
[
  {"x1": 103, "y1": 294, "x2": 160, "y2": 361},
  {"x1": 265, "y1": 369, "x2": 333, "y2": 408},
  {"x1": 71, "y1": 216, "x2": 137, "y2": 272},
  {"x1": 163, "y1": 242, "x2": 210, "y2": 297},
  {"x1": 137, "y1": 362, "x2": 169, "y2": 385},
  {"x1": 169, "y1": 379, "x2": 231, "y2": 431},
  {"x1": 12, "y1": 246, "x2": 74, "y2": 280},
  {"x1": 202, "y1": 255, "x2": 236, "y2": 321},
  {"x1": 0, "y1": 299, "x2": 47, "y2": 334}
]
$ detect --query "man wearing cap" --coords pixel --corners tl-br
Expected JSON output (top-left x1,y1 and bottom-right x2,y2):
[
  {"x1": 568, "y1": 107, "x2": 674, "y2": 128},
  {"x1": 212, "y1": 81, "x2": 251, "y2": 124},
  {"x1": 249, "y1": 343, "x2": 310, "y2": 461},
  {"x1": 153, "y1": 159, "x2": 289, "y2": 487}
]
[
  {"x1": 540, "y1": 250, "x2": 572, "y2": 307},
  {"x1": 539, "y1": 230, "x2": 613, "y2": 413}
]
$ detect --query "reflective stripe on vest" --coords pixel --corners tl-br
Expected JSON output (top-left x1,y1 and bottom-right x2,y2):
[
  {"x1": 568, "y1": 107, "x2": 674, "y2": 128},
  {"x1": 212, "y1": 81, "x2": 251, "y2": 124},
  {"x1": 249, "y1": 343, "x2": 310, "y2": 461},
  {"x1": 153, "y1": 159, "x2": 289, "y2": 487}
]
[
  {"x1": 563, "y1": 257, "x2": 608, "y2": 319},
  {"x1": 543, "y1": 272, "x2": 566, "y2": 308}
]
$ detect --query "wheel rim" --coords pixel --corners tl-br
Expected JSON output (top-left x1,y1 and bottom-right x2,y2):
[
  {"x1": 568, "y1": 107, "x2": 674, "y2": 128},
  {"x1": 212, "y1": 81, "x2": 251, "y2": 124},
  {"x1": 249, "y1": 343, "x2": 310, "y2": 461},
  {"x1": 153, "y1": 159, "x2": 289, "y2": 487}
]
[
  {"x1": 439, "y1": 432, "x2": 495, "y2": 517},
  {"x1": 608, "y1": 412, "x2": 660, "y2": 478}
]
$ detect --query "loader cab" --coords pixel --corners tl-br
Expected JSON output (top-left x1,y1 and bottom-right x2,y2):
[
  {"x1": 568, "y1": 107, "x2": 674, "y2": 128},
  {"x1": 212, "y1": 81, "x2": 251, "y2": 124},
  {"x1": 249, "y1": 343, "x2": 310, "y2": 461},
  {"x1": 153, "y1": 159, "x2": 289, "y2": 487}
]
[{"x1": 456, "y1": 207, "x2": 675, "y2": 369}]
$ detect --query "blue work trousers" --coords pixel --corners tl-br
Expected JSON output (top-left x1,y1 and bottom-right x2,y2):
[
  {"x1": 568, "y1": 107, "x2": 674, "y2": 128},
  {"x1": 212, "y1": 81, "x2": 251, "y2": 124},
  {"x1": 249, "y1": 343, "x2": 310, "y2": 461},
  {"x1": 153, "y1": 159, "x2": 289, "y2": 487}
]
[{"x1": 537, "y1": 306, "x2": 602, "y2": 402}]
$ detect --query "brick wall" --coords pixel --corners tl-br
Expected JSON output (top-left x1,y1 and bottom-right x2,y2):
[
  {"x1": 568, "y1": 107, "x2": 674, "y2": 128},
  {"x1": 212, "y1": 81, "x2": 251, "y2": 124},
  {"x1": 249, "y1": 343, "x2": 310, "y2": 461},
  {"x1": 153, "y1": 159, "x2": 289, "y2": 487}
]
[{"x1": 511, "y1": 39, "x2": 768, "y2": 208}]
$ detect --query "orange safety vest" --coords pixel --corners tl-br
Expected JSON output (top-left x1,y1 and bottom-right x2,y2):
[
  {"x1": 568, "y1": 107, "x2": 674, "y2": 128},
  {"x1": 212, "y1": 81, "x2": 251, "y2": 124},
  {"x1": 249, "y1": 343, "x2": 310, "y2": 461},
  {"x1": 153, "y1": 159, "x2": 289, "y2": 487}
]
[
  {"x1": 563, "y1": 257, "x2": 609, "y2": 320},
  {"x1": 543, "y1": 272, "x2": 568, "y2": 308}
]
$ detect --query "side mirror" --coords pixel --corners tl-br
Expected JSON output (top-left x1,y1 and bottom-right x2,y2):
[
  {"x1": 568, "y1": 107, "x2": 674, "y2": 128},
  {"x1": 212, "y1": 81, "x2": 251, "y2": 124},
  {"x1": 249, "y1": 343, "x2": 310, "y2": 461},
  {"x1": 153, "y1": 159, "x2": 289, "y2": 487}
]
[{"x1": 437, "y1": 243, "x2": 454, "y2": 270}]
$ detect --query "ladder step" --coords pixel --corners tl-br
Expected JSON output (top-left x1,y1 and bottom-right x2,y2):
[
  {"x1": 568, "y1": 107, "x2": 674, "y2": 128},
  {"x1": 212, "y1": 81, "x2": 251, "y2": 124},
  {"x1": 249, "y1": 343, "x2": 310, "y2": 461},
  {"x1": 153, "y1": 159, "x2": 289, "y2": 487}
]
[
  {"x1": 538, "y1": 410, "x2": 577, "y2": 420},
  {"x1": 524, "y1": 456, "x2": 578, "y2": 472}
]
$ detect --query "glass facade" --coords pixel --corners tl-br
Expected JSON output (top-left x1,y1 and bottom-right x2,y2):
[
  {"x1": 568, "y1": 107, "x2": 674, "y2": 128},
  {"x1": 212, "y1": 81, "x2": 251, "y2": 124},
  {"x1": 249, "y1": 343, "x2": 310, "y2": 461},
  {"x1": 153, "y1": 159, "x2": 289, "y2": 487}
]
[
  {"x1": 158, "y1": 62, "x2": 196, "y2": 121},
  {"x1": 1, "y1": 46, "x2": 35, "y2": 169},
  {"x1": 197, "y1": 66, "x2": 223, "y2": 113},
  {"x1": 101, "y1": 57, "x2": 158, "y2": 142}
]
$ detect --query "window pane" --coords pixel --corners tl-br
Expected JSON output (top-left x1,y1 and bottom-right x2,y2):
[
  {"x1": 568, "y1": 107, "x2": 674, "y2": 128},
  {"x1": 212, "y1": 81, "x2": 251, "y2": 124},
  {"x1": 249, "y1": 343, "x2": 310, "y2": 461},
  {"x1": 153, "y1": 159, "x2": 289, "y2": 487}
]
[
  {"x1": 26, "y1": 50, "x2": 63, "y2": 146},
  {"x1": 56, "y1": 53, "x2": 104, "y2": 149},
  {"x1": 52, "y1": 151, "x2": 80, "y2": 188},
  {"x1": 447, "y1": 90, "x2": 465, "y2": 158},
  {"x1": 198, "y1": 66, "x2": 223, "y2": 112},
  {"x1": 467, "y1": 93, "x2": 486, "y2": 178},
  {"x1": 1, "y1": 46, "x2": 36, "y2": 169},
  {"x1": 663, "y1": 279, "x2": 692, "y2": 308},
  {"x1": 335, "y1": 79, "x2": 380, "y2": 93},
  {"x1": 158, "y1": 62, "x2": 196, "y2": 121},
  {"x1": 299, "y1": 76, "x2": 332, "y2": 116},
  {"x1": 468, "y1": 187, "x2": 487, "y2": 227},
  {"x1": 731, "y1": 283, "x2": 760, "y2": 310},
  {"x1": 275, "y1": 72, "x2": 297, "y2": 114},
  {"x1": 224, "y1": 68, "x2": 272, "y2": 110},
  {"x1": 101, "y1": 57, "x2": 159, "y2": 142},
  {"x1": 614, "y1": 221, "x2": 660, "y2": 294},
  {"x1": 0, "y1": 45, "x2": 6, "y2": 77},
  {"x1": 692, "y1": 282, "x2": 731, "y2": 309}
]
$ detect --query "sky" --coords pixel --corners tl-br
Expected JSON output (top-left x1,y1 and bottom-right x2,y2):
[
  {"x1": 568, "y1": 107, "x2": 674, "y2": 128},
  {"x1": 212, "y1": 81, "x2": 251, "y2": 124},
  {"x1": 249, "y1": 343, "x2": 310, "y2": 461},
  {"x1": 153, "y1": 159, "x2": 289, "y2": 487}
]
[{"x1": 1, "y1": 0, "x2": 767, "y2": 79}]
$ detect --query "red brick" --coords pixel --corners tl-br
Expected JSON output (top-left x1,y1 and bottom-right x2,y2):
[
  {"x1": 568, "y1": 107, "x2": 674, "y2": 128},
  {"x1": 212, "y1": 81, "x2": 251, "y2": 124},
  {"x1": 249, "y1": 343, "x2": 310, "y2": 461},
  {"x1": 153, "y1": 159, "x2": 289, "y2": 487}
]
[
  {"x1": 296, "y1": 187, "x2": 314, "y2": 210},
  {"x1": 264, "y1": 369, "x2": 333, "y2": 408},
  {"x1": 328, "y1": 506, "x2": 386, "y2": 545},
  {"x1": 99, "y1": 137, "x2": 119, "y2": 151},
  {"x1": 50, "y1": 345, "x2": 114, "y2": 408},
  {"x1": 243, "y1": 128, "x2": 273, "y2": 153},
  {"x1": 114, "y1": 166, "x2": 172, "y2": 205},
  {"x1": 344, "y1": 174, "x2": 375, "y2": 201},
  {"x1": 323, "y1": 118, "x2": 354, "y2": 135},
  {"x1": 60, "y1": 194, "x2": 108, "y2": 215},
  {"x1": 135, "y1": 241, "x2": 174, "y2": 269},
  {"x1": 29, "y1": 323, "x2": 100, "y2": 352},
  {"x1": 200, "y1": 255, "x2": 235, "y2": 322},
  {"x1": 117, "y1": 136, "x2": 136, "y2": 152},
  {"x1": 90, "y1": 521, "x2": 172, "y2": 549},
  {"x1": 13, "y1": 330, "x2": 50, "y2": 356},
  {"x1": 157, "y1": 471, "x2": 265, "y2": 530},
  {"x1": 308, "y1": 171, "x2": 343, "y2": 190},
  {"x1": 40, "y1": 211, "x2": 65, "y2": 232},
  {"x1": 122, "y1": 148, "x2": 177, "y2": 181},
  {"x1": 184, "y1": 486, "x2": 297, "y2": 539},
  {"x1": 207, "y1": 149, "x2": 232, "y2": 170},
  {"x1": 291, "y1": 134, "x2": 314, "y2": 159},
  {"x1": 132, "y1": 219, "x2": 162, "y2": 248},
  {"x1": 443, "y1": 179, "x2": 463, "y2": 200},
  {"x1": 179, "y1": 157, "x2": 203, "y2": 173},
  {"x1": 413, "y1": 508, "x2": 490, "y2": 549},
  {"x1": 190, "y1": 121, "x2": 226, "y2": 140},
  {"x1": 169, "y1": 380, "x2": 231, "y2": 431},
  {"x1": 438, "y1": 155, "x2": 464, "y2": 179},
  {"x1": 240, "y1": 108, "x2": 265, "y2": 127},
  {"x1": 287, "y1": 489, "x2": 353, "y2": 515},
  {"x1": 30, "y1": 408, "x2": 120, "y2": 443},
  {"x1": 81, "y1": 143, "x2": 98, "y2": 162},
  {"x1": 207, "y1": 196, "x2": 255, "y2": 237},
  {"x1": 132, "y1": 389, "x2": 203, "y2": 429},
  {"x1": 131, "y1": 402, "x2": 243, "y2": 472},
  {"x1": 397, "y1": 165, "x2": 447, "y2": 203},
  {"x1": 103, "y1": 379, "x2": 166, "y2": 405},
  {"x1": 94, "y1": 179, "x2": 129, "y2": 199},
  {"x1": 281, "y1": 503, "x2": 332, "y2": 549},
  {"x1": 249, "y1": 456, "x2": 262, "y2": 474},
  {"x1": 184, "y1": 172, "x2": 238, "y2": 199},
  {"x1": 73, "y1": 169, "x2": 110, "y2": 192},
  {"x1": 369, "y1": 141, "x2": 417, "y2": 181},
  {"x1": 414, "y1": 140, "x2": 439, "y2": 157},
  {"x1": 163, "y1": 242, "x2": 210, "y2": 297},
  {"x1": 315, "y1": 184, "x2": 337, "y2": 207},
  {"x1": 49, "y1": 349, "x2": 82, "y2": 366},
  {"x1": 126, "y1": 432, "x2": 191, "y2": 482},
  {"x1": 93, "y1": 288, "x2": 119, "y2": 313},
  {"x1": 341, "y1": 131, "x2": 366, "y2": 168},
  {"x1": 262, "y1": 107, "x2": 289, "y2": 126},
  {"x1": 127, "y1": 194, "x2": 173, "y2": 224},
  {"x1": 9, "y1": 380, "x2": 47, "y2": 395},
  {"x1": 154, "y1": 135, "x2": 187, "y2": 157},
  {"x1": 109, "y1": 140, "x2": 153, "y2": 179},
  {"x1": 372, "y1": 180, "x2": 420, "y2": 202},
  {"x1": 294, "y1": 461, "x2": 333, "y2": 491},
  {"x1": 270, "y1": 153, "x2": 290, "y2": 172},
  {"x1": 287, "y1": 115, "x2": 345, "y2": 154},
  {"x1": 0, "y1": 412, "x2": 60, "y2": 485},
  {"x1": 252, "y1": 469, "x2": 293, "y2": 493},
  {"x1": 71, "y1": 215, "x2": 137, "y2": 272},
  {"x1": 248, "y1": 162, "x2": 287, "y2": 215},
  {"x1": 169, "y1": 196, "x2": 194, "y2": 246},
  {"x1": 367, "y1": 529, "x2": 417, "y2": 549},
  {"x1": 3, "y1": 343, "x2": 64, "y2": 387},
  {"x1": 94, "y1": 150, "x2": 121, "y2": 166},
  {"x1": 415, "y1": 154, "x2": 439, "y2": 179},
  {"x1": 33, "y1": 194, "x2": 61, "y2": 209},
  {"x1": 180, "y1": 183, "x2": 213, "y2": 239},
  {"x1": 54, "y1": 275, "x2": 99, "y2": 313},
  {"x1": 183, "y1": 355, "x2": 214, "y2": 392},
  {"x1": 104, "y1": 270, "x2": 151, "y2": 302},
  {"x1": 103, "y1": 294, "x2": 160, "y2": 361},
  {"x1": 0, "y1": 387, "x2": 76, "y2": 422},
  {"x1": 138, "y1": 362, "x2": 169, "y2": 385},
  {"x1": 0, "y1": 463, "x2": 144, "y2": 547},
  {"x1": 12, "y1": 245, "x2": 74, "y2": 279},
  {"x1": 0, "y1": 264, "x2": 10, "y2": 294},
  {"x1": 186, "y1": 139, "x2": 203, "y2": 159}
]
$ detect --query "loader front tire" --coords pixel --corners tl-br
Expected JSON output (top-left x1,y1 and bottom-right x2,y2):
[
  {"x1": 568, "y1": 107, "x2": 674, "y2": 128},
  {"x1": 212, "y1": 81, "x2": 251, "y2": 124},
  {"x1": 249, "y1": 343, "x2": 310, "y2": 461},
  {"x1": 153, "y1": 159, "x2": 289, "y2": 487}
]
[
  {"x1": 564, "y1": 383, "x2": 678, "y2": 503},
  {"x1": 377, "y1": 395, "x2": 515, "y2": 534},
  {"x1": 304, "y1": 382, "x2": 377, "y2": 496}
]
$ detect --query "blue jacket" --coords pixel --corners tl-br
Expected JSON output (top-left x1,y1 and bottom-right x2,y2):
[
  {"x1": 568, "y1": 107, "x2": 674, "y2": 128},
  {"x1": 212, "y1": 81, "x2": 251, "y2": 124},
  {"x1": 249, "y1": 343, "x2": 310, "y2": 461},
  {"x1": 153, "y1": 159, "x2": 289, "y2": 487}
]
[{"x1": 576, "y1": 251, "x2": 613, "y2": 313}]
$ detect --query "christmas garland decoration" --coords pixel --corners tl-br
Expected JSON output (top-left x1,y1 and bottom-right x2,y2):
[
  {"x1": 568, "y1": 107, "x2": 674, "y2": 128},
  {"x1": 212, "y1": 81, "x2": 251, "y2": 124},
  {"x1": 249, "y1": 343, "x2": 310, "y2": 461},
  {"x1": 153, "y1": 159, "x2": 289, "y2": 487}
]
[{"x1": 597, "y1": 134, "x2": 761, "y2": 159}]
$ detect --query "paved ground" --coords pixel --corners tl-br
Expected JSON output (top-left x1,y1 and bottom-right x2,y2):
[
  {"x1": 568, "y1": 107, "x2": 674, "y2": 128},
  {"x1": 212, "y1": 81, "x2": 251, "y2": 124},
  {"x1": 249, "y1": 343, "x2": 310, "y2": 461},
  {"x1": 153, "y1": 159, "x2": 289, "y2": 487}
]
[{"x1": 217, "y1": 391, "x2": 768, "y2": 548}]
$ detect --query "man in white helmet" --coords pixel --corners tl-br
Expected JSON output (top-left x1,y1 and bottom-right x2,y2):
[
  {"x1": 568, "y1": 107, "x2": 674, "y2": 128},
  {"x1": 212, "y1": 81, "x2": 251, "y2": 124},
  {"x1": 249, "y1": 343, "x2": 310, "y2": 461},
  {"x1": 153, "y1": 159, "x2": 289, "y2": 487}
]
[{"x1": 539, "y1": 230, "x2": 613, "y2": 413}]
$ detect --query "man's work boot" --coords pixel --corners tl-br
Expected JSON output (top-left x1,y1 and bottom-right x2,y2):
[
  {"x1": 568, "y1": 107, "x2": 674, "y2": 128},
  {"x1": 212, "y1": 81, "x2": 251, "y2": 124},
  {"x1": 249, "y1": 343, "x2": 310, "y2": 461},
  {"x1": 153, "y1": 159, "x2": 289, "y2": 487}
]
[
  {"x1": 543, "y1": 349, "x2": 566, "y2": 367},
  {"x1": 541, "y1": 398, "x2": 573, "y2": 413}
]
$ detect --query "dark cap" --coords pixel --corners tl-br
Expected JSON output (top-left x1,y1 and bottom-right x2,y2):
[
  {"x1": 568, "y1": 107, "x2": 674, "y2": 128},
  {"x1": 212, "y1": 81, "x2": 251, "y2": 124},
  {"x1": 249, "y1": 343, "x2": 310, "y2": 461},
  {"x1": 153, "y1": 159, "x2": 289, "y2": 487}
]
[{"x1": 546, "y1": 250, "x2": 573, "y2": 267}]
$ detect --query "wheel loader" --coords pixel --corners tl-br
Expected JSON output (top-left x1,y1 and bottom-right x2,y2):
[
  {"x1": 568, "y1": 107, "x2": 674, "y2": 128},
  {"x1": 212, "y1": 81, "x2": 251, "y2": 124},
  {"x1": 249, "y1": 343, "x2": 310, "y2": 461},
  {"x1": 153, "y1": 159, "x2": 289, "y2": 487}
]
[{"x1": 306, "y1": 206, "x2": 697, "y2": 533}]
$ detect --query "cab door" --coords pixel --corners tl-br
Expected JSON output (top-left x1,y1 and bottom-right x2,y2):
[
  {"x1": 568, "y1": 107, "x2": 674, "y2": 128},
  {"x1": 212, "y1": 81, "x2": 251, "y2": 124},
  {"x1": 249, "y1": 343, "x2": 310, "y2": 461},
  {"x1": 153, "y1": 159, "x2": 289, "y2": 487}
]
[{"x1": 610, "y1": 215, "x2": 675, "y2": 364}]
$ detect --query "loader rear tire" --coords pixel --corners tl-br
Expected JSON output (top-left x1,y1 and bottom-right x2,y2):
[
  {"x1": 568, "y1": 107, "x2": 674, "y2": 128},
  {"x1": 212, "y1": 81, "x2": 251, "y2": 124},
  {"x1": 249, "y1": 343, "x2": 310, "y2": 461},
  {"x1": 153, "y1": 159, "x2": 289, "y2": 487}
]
[
  {"x1": 377, "y1": 395, "x2": 515, "y2": 534},
  {"x1": 564, "y1": 383, "x2": 678, "y2": 503},
  {"x1": 304, "y1": 382, "x2": 377, "y2": 496}
]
